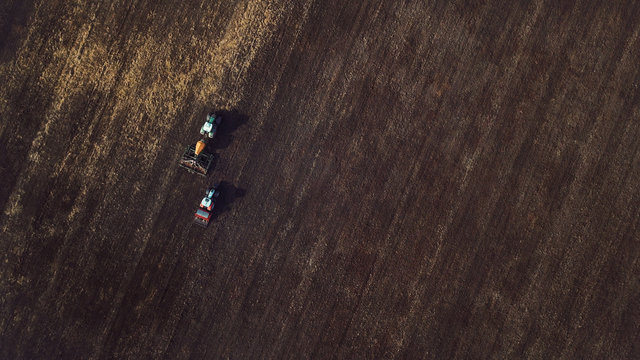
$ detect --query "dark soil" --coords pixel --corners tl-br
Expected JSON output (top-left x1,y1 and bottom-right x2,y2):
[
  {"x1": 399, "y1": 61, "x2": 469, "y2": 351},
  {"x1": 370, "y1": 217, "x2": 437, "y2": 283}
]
[{"x1": 1, "y1": 1, "x2": 639, "y2": 359}]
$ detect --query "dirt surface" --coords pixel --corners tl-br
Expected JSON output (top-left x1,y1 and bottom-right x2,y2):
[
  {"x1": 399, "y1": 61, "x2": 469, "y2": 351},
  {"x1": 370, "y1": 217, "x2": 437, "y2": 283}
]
[{"x1": 1, "y1": 1, "x2": 639, "y2": 358}]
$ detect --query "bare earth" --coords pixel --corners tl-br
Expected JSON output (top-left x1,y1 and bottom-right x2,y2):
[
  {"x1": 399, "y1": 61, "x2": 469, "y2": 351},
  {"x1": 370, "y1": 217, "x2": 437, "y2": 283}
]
[{"x1": 1, "y1": 1, "x2": 639, "y2": 359}]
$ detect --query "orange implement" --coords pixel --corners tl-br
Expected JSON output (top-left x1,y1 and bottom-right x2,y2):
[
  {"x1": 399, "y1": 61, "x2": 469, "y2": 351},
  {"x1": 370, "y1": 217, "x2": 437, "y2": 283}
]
[
  {"x1": 179, "y1": 140, "x2": 214, "y2": 176},
  {"x1": 195, "y1": 140, "x2": 206, "y2": 155}
]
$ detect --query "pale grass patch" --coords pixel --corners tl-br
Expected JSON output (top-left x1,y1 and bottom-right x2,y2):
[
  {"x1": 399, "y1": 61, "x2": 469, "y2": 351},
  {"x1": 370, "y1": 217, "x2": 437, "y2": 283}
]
[
  {"x1": 4, "y1": 189, "x2": 24, "y2": 218},
  {"x1": 1, "y1": 0, "x2": 294, "y2": 255}
]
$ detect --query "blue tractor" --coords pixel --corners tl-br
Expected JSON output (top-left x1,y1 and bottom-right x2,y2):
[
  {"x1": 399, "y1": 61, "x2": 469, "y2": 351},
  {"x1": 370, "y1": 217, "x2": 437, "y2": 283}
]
[{"x1": 200, "y1": 111, "x2": 223, "y2": 139}]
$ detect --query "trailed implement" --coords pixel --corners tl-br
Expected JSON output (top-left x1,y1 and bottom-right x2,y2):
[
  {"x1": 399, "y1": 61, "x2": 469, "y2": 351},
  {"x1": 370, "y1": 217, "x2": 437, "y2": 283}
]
[{"x1": 179, "y1": 139, "x2": 213, "y2": 176}]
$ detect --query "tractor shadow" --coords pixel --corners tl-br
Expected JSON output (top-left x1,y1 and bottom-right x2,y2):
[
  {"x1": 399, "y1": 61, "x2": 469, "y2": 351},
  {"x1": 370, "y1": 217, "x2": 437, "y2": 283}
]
[
  {"x1": 213, "y1": 180, "x2": 246, "y2": 218},
  {"x1": 210, "y1": 109, "x2": 249, "y2": 150}
]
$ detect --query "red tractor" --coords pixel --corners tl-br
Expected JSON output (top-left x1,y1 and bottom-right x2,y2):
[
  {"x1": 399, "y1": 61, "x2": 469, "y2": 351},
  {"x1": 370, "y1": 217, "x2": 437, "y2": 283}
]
[{"x1": 193, "y1": 184, "x2": 220, "y2": 227}]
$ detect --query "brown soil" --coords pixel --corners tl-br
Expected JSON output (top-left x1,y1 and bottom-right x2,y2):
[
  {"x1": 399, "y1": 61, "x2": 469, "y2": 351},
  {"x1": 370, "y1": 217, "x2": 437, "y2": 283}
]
[{"x1": 1, "y1": 1, "x2": 639, "y2": 358}]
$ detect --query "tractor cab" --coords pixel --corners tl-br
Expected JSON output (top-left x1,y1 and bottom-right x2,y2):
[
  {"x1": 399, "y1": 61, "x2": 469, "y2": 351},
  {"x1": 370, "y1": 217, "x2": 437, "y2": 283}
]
[
  {"x1": 200, "y1": 187, "x2": 219, "y2": 211},
  {"x1": 200, "y1": 197, "x2": 213, "y2": 211},
  {"x1": 200, "y1": 112, "x2": 222, "y2": 138}
]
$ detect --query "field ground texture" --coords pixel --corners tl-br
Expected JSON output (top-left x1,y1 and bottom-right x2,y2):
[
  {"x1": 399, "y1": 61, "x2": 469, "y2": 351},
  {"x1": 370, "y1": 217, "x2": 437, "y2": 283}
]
[{"x1": 1, "y1": 0, "x2": 639, "y2": 359}]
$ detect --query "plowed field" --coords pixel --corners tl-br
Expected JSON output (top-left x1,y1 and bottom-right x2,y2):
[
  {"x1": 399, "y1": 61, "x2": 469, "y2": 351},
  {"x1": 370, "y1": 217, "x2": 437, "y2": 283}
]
[{"x1": 1, "y1": 1, "x2": 639, "y2": 358}]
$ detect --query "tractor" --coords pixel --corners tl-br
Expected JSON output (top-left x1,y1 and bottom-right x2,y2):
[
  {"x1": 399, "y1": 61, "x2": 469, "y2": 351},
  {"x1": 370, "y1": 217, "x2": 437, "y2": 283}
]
[
  {"x1": 193, "y1": 184, "x2": 220, "y2": 227},
  {"x1": 200, "y1": 111, "x2": 222, "y2": 138}
]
